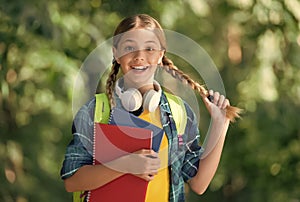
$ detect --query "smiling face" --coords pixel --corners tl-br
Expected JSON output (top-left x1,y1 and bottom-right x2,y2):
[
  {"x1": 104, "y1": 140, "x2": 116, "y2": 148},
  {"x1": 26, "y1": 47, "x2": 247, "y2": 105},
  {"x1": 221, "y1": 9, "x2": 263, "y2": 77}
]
[{"x1": 113, "y1": 29, "x2": 164, "y2": 90}]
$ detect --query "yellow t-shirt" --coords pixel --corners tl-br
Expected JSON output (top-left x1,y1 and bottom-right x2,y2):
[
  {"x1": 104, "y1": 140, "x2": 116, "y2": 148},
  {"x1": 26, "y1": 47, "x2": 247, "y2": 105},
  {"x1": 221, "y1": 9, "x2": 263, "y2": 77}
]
[{"x1": 138, "y1": 108, "x2": 169, "y2": 202}]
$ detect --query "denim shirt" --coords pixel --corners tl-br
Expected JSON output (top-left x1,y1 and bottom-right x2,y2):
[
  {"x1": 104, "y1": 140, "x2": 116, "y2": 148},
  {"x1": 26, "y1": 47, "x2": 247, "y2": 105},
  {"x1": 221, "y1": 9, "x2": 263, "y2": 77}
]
[{"x1": 60, "y1": 92, "x2": 203, "y2": 202}]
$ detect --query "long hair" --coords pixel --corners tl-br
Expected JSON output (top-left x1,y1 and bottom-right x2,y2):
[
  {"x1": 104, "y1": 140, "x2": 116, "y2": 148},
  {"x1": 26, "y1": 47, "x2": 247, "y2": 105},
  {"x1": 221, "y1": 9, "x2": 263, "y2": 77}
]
[{"x1": 106, "y1": 14, "x2": 241, "y2": 122}]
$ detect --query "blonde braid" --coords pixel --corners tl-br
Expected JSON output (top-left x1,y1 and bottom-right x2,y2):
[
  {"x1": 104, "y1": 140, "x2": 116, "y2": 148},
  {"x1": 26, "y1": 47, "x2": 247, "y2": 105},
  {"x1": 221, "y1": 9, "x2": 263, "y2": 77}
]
[
  {"x1": 105, "y1": 62, "x2": 120, "y2": 107},
  {"x1": 162, "y1": 56, "x2": 242, "y2": 122}
]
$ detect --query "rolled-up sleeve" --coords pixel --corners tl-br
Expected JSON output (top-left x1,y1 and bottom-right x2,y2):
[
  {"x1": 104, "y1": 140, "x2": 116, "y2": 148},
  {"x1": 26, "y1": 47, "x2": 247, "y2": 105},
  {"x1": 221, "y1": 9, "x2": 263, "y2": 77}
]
[
  {"x1": 181, "y1": 102, "x2": 203, "y2": 182},
  {"x1": 60, "y1": 98, "x2": 95, "y2": 179}
]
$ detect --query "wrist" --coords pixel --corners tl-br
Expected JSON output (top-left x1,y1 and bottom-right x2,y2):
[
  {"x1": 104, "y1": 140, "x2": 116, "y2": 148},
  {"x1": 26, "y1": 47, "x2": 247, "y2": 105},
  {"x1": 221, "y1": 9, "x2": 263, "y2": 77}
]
[
  {"x1": 105, "y1": 155, "x2": 129, "y2": 174},
  {"x1": 211, "y1": 115, "x2": 228, "y2": 124}
]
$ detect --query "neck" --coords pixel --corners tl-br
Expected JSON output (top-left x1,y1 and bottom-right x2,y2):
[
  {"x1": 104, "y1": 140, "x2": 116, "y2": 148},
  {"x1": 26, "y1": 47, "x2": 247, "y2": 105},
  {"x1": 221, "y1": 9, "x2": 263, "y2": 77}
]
[
  {"x1": 123, "y1": 77, "x2": 155, "y2": 95},
  {"x1": 138, "y1": 84, "x2": 155, "y2": 95}
]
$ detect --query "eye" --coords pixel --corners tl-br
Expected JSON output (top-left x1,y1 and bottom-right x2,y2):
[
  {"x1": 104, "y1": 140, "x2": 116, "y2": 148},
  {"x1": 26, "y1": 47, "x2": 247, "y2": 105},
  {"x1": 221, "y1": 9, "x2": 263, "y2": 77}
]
[
  {"x1": 145, "y1": 47, "x2": 156, "y2": 52},
  {"x1": 124, "y1": 46, "x2": 135, "y2": 52}
]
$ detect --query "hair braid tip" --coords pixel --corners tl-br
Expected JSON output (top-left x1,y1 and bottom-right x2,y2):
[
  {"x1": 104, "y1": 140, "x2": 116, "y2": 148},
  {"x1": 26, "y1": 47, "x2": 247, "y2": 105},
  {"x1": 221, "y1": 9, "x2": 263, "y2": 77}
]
[{"x1": 225, "y1": 105, "x2": 243, "y2": 123}]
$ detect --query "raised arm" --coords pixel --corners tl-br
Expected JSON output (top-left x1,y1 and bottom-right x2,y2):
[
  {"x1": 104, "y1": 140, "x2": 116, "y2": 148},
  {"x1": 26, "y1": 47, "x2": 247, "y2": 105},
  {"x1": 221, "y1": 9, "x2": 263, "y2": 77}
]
[{"x1": 188, "y1": 90, "x2": 230, "y2": 194}]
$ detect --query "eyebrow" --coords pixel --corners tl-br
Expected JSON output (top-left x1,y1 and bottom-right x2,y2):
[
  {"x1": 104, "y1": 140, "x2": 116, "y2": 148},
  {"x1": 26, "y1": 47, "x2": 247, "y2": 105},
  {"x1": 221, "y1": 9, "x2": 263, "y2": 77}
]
[
  {"x1": 145, "y1": 40, "x2": 159, "y2": 45},
  {"x1": 121, "y1": 39, "x2": 135, "y2": 43},
  {"x1": 120, "y1": 39, "x2": 159, "y2": 45}
]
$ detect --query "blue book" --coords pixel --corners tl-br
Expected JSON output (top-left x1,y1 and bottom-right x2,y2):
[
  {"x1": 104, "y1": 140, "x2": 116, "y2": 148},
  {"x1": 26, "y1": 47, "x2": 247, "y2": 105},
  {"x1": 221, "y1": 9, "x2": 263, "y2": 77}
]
[{"x1": 109, "y1": 107, "x2": 164, "y2": 152}]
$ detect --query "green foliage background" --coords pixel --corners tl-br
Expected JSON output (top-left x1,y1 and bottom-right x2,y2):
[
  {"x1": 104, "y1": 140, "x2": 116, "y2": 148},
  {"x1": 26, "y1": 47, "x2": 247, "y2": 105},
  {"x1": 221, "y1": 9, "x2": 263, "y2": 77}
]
[{"x1": 1, "y1": 0, "x2": 300, "y2": 201}]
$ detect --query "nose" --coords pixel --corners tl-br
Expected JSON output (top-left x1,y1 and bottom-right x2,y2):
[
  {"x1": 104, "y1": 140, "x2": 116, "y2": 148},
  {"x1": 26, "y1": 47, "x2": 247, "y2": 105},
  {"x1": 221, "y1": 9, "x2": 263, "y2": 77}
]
[{"x1": 133, "y1": 49, "x2": 145, "y2": 61}]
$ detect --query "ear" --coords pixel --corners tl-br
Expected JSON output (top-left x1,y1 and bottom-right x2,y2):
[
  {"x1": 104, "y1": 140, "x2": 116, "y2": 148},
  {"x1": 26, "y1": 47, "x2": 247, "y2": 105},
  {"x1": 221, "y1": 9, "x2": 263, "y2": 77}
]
[{"x1": 112, "y1": 47, "x2": 120, "y2": 64}]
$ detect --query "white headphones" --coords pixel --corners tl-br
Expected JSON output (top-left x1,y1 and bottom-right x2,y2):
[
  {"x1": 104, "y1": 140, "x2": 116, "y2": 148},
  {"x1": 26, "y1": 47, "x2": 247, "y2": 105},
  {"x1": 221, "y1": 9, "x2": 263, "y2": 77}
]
[{"x1": 115, "y1": 79, "x2": 162, "y2": 112}]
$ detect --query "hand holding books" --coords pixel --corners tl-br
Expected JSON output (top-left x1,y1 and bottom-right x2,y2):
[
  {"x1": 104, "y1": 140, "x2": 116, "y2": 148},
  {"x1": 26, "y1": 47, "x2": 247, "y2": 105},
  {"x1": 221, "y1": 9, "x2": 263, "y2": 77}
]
[
  {"x1": 87, "y1": 108, "x2": 164, "y2": 202},
  {"x1": 102, "y1": 148, "x2": 160, "y2": 179},
  {"x1": 124, "y1": 149, "x2": 160, "y2": 181}
]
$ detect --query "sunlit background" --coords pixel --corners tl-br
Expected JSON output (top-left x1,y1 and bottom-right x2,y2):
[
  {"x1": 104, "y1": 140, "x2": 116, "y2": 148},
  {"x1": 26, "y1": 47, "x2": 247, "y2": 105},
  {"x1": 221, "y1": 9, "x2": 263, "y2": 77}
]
[{"x1": 1, "y1": 0, "x2": 300, "y2": 201}]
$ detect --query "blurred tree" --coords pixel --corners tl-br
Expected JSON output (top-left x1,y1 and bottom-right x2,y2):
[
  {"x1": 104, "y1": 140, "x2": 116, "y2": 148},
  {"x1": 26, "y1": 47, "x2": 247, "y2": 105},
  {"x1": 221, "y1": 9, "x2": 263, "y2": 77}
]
[{"x1": 0, "y1": 0, "x2": 299, "y2": 201}]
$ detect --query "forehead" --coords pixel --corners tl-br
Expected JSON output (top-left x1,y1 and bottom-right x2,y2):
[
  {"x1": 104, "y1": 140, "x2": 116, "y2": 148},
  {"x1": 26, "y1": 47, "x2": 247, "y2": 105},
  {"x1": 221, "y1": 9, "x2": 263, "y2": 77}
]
[{"x1": 118, "y1": 29, "x2": 160, "y2": 45}]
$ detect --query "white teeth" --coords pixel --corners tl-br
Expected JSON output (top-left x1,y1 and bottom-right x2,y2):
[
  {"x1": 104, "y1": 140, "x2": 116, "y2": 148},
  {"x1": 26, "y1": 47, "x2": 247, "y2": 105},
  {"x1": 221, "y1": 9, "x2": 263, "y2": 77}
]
[{"x1": 132, "y1": 66, "x2": 148, "y2": 70}]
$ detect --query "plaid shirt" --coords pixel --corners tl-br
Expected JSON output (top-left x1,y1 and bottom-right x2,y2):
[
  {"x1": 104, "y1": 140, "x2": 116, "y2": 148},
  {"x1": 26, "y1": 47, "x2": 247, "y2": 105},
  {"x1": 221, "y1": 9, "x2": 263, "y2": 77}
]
[{"x1": 61, "y1": 92, "x2": 203, "y2": 202}]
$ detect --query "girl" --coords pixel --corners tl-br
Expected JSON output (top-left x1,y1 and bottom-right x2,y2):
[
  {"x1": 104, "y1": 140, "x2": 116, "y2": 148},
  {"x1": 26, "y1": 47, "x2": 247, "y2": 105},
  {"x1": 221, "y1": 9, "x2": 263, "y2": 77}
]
[{"x1": 61, "y1": 14, "x2": 241, "y2": 202}]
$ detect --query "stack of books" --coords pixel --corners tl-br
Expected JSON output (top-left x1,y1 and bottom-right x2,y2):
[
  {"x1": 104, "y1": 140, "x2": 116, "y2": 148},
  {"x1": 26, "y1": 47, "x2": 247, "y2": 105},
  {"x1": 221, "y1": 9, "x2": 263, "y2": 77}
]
[{"x1": 87, "y1": 108, "x2": 164, "y2": 202}]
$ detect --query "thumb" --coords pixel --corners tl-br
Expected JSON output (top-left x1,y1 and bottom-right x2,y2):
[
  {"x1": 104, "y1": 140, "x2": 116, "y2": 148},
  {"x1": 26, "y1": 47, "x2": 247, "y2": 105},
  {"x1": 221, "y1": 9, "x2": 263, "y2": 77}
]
[{"x1": 201, "y1": 91, "x2": 214, "y2": 112}]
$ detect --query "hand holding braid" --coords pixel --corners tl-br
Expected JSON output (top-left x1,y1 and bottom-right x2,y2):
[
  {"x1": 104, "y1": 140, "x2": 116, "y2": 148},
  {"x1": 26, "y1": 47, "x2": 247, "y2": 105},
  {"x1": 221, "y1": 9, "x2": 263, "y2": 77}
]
[{"x1": 161, "y1": 56, "x2": 242, "y2": 122}]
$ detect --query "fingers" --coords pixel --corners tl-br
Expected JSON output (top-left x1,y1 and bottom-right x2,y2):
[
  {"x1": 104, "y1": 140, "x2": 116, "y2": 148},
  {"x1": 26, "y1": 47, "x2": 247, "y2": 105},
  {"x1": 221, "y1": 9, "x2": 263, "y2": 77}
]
[
  {"x1": 221, "y1": 98, "x2": 230, "y2": 109},
  {"x1": 208, "y1": 90, "x2": 230, "y2": 109},
  {"x1": 128, "y1": 149, "x2": 160, "y2": 175},
  {"x1": 135, "y1": 173, "x2": 155, "y2": 181},
  {"x1": 135, "y1": 149, "x2": 157, "y2": 157}
]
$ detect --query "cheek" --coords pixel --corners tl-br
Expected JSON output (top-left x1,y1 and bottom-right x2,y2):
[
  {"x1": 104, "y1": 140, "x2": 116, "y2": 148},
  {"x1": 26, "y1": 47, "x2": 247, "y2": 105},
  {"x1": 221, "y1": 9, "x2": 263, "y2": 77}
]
[
  {"x1": 118, "y1": 59, "x2": 129, "y2": 73},
  {"x1": 148, "y1": 55, "x2": 162, "y2": 64},
  {"x1": 120, "y1": 65, "x2": 130, "y2": 74},
  {"x1": 118, "y1": 54, "x2": 130, "y2": 64}
]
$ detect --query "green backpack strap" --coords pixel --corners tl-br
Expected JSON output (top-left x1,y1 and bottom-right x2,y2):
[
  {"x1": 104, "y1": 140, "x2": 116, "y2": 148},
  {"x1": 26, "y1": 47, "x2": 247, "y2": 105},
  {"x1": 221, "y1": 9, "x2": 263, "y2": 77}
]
[
  {"x1": 93, "y1": 92, "x2": 187, "y2": 133},
  {"x1": 73, "y1": 191, "x2": 85, "y2": 202},
  {"x1": 164, "y1": 92, "x2": 187, "y2": 135},
  {"x1": 94, "y1": 92, "x2": 186, "y2": 133},
  {"x1": 73, "y1": 93, "x2": 110, "y2": 202},
  {"x1": 94, "y1": 93, "x2": 110, "y2": 123}
]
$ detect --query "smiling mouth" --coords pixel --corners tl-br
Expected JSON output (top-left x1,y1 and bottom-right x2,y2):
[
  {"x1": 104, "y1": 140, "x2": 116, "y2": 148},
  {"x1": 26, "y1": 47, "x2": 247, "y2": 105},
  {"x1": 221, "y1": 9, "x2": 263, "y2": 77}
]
[{"x1": 131, "y1": 66, "x2": 149, "y2": 71}]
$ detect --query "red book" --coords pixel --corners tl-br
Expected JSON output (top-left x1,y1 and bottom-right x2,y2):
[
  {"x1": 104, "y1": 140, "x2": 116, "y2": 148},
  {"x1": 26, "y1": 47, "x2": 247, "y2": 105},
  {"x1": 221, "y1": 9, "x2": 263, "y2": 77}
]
[{"x1": 87, "y1": 123, "x2": 153, "y2": 202}]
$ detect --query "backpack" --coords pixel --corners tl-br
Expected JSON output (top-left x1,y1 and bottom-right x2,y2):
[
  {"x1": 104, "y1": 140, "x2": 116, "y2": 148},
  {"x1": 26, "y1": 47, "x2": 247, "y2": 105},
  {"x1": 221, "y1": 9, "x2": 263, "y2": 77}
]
[{"x1": 73, "y1": 92, "x2": 187, "y2": 202}]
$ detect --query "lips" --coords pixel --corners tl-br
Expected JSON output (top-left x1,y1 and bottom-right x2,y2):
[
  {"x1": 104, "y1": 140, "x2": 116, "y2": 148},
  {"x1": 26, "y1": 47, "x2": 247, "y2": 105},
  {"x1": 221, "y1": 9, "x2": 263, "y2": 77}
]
[{"x1": 131, "y1": 65, "x2": 149, "y2": 71}]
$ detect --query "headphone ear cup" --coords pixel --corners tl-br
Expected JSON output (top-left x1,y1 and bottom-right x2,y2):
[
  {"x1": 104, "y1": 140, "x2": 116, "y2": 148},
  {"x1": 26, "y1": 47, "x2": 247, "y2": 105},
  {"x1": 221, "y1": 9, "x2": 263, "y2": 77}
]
[
  {"x1": 143, "y1": 89, "x2": 161, "y2": 112},
  {"x1": 120, "y1": 88, "x2": 143, "y2": 111}
]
